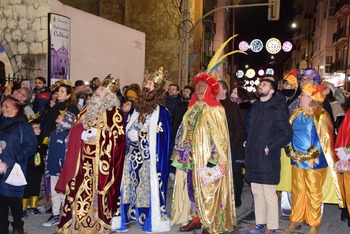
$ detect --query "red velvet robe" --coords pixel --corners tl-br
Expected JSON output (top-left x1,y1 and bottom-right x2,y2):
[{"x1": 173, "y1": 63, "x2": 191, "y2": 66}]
[
  {"x1": 335, "y1": 108, "x2": 350, "y2": 214},
  {"x1": 56, "y1": 107, "x2": 126, "y2": 233}
]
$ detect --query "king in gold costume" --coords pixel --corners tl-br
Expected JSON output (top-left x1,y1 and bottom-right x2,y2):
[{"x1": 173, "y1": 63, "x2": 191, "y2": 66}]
[
  {"x1": 284, "y1": 83, "x2": 344, "y2": 234},
  {"x1": 171, "y1": 37, "x2": 242, "y2": 234},
  {"x1": 171, "y1": 72, "x2": 236, "y2": 234},
  {"x1": 55, "y1": 77, "x2": 126, "y2": 234},
  {"x1": 171, "y1": 36, "x2": 242, "y2": 233}
]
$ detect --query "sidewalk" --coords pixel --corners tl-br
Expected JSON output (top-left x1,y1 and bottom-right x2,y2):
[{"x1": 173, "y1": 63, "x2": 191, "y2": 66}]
[{"x1": 11, "y1": 181, "x2": 350, "y2": 233}]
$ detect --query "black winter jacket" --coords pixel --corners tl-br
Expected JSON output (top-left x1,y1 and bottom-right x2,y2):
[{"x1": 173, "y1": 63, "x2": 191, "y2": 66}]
[{"x1": 244, "y1": 94, "x2": 292, "y2": 185}]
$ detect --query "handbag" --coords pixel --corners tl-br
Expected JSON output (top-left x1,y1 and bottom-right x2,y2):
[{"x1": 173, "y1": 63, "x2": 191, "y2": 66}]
[
  {"x1": 5, "y1": 163, "x2": 27, "y2": 186},
  {"x1": 197, "y1": 163, "x2": 225, "y2": 186}
]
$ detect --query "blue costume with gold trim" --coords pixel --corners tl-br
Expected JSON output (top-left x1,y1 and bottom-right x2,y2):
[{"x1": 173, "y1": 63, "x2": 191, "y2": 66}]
[
  {"x1": 113, "y1": 105, "x2": 171, "y2": 232},
  {"x1": 286, "y1": 107, "x2": 344, "y2": 227}
]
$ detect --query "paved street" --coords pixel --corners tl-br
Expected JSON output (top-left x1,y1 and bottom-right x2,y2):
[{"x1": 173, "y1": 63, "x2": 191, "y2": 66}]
[{"x1": 10, "y1": 180, "x2": 350, "y2": 233}]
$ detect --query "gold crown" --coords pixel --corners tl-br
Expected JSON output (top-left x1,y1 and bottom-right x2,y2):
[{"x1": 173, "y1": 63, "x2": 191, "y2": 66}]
[
  {"x1": 28, "y1": 112, "x2": 40, "y2": 123},
  {"x1": 147, "y1": 67, "x2": 167, "y2": 84},
  {"x1": 102, "y1": 75, "x2": 120, "y2": 92}
]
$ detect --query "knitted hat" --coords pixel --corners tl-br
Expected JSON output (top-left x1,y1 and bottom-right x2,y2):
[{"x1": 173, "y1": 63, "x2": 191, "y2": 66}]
[{"x1": 302, "y1": 83, "x2": 325, "y2": 103}]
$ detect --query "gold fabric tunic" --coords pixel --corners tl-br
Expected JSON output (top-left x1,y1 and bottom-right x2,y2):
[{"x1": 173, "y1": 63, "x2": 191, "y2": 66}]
[
  {"x1": 277, "y1": 108, "x2": 344, "y2": 207},
  {"x1": 171, "y1": 101, "x2": 236, "y2": 233}
]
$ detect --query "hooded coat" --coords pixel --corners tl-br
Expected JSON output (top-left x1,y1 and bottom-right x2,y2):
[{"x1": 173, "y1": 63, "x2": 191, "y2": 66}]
[
  {"x1": 0, "y1": 115, "x2": 38, "y2": 198},
  {"x1": 245, "y1": 94, "x2": 293, "y2": 185}
]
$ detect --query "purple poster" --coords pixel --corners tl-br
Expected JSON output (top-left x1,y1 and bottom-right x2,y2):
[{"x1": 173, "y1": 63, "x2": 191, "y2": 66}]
[{"x1": 49, "y1": 13, "x2": 71, "y2": 82}]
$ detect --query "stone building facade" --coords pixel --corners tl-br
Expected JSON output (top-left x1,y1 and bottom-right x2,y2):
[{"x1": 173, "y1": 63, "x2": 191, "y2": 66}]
[{"x1": 0, "y1": 0, "x2": 50, "y2": 79}]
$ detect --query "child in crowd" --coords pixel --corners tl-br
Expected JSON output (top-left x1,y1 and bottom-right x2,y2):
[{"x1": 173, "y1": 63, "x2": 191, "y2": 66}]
[
  {"x1": 42, "y1": 110, "x2": 76, "y2": 227},
  {"x1": 22, "y1": 116, "x2": 45, "y2": 217}
]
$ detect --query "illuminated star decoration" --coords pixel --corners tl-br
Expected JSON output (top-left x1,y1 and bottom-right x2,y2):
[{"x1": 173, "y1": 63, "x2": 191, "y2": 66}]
[
  {"x1": 266, "y1": 38, "x2": 281, "y2": 54},
  {"x1": 250, "y1": 39, "x2": 264, "y2": 53}
]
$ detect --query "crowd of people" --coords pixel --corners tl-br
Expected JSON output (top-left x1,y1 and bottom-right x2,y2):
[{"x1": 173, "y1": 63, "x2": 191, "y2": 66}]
[{"x1": 0, "y1": 64, "x2": 349, "y2": 234}]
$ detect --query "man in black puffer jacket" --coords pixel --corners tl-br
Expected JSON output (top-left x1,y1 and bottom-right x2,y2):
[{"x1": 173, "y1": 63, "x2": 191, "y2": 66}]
[{"x1": 243, "y1": 77, "x2": 293, "y2": 234}]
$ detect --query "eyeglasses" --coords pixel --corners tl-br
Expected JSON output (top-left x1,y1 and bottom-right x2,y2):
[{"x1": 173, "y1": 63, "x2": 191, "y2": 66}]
[
  {"x1": 301, "y1": 77, "x2": 314, "y2": 83},
  {"x1": 15, "y1": 89, "x2": 26, "y2": 98}
]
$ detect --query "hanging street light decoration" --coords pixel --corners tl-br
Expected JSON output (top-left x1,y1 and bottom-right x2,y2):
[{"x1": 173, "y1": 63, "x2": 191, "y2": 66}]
[
  {"x1": 238, "y1": 38, "x2": 292, "y2": 55},
  {"x1": 250, "y1": 39, "x2": 264, "y2": 53},
  {"x1": 265, "y1": 37, "x2": 281, "y2": 54},
  {"x1": 238, "y1": 41, "x2": 250, "y2": 52},
  {"x1": 266, "y1": 68, "x2": 274, "y2": 75},
  {"x1": 258, "y1": 68, "x2": 265, "y2": 76},
  {"x1": 282, "y1": 41, "x2": 293, "y2": 52},
  {"x1": 245, "y1": 68, "x2": 256, "y2": 78},
  {"x1": 236, "y1": 69, "x2": 244, "y2": 78}
]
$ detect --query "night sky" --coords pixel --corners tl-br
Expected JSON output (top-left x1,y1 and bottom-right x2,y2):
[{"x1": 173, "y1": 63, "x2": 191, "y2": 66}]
[{"x1": 234, "y1": 0, "x2": 295, "y2": 73}]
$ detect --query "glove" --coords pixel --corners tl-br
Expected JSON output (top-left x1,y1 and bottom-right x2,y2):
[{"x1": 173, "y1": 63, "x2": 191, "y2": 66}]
[
  {"x1": 127, "y1": 129, "x2": 138, "y2": 142},
  {"x1": 336, "y1": 147, "x2": 350, "y2": 161},
  {"x1": 307, "y1": 145, "x2": 321, "y2": 159},
  {"x1": 284, "y1": 144, "x2": 295, "y2": 158},
  {"x1": 206, "y1": 162, "x2": 216, "y2": 168},
  {"x1": 81, "y1": 128, "x2": 97, "y2": 141}
]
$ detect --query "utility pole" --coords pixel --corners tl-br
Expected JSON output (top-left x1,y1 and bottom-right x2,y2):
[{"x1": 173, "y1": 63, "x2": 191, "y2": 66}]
[{"x1": 178, "y1": 0, "x2": 190, "y2": 89}]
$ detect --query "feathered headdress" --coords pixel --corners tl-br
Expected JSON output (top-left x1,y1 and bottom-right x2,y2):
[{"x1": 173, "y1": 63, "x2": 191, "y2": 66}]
[
  {"x1": 189, "y1": 35, "x2": 246, "y2": 106},
  {"x1": 206, "y1": 35, "x2": 246, "y2": 75}
]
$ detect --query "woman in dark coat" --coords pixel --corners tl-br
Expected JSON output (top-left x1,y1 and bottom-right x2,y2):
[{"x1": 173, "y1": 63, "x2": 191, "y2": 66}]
[
  {"x1": 231, "y1": 86, "x2": 253, "y2": 207},
  {"x1": 40, "y1": 84, "x2": 79, "y2": 211},
  {"x1": 0, "y1": 97, "x2": 38, "y2": 234}
]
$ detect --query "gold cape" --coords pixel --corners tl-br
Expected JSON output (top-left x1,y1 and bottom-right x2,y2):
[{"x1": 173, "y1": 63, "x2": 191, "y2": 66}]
[
  {"x1": 171, "y1": 102, "x2": 236, "y2": 233},
  {"x1": 277, "y1": 108, "x2": 344, "y2": 207}
]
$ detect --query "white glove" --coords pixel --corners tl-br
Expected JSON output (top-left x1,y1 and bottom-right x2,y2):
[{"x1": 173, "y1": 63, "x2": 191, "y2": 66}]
[
  {"x1": 335, "y1": 147, "x2": 350, "y2": 161},
  {"x1": 127, "y1": 129, "x2": 138, "y2": 142},
  {"x1": 81, "y1": 128, "x2": 98, "y2": 141}
]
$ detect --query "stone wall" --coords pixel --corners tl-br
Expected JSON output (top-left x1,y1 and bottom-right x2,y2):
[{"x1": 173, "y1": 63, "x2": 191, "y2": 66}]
[
  {"x1": 123, "y1": 0, "x2": 181, "y2": 84},
  {"x1": 59, "y1": 0, "x2": 99, "y2": 16},
  {"x1": 0, "y1": 0, "x2": 51, "y2": 80}
]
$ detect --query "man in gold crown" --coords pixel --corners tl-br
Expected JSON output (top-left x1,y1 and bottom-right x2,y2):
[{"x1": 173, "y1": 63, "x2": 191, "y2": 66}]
[
  {"x1": 55, "y1": 77, "x2": 126, "y2": 234},
  {"x1": 111, "y1": 67, "x2": 172, "y2": 233}
]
